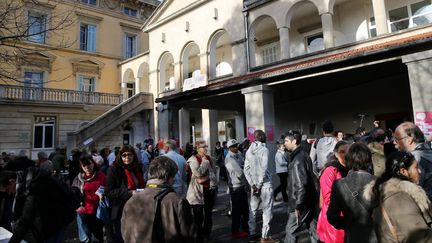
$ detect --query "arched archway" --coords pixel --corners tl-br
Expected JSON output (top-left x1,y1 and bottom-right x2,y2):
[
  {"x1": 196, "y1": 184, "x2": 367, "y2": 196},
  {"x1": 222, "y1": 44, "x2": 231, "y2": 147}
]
[
  {"x1": 181, "y1": 42, "x2": 201, "y2": 82},
  {"x1": 137, "y1": 62, "x2": 150, "y2": 93},
  {"x1": 208, "y1": 29, "x2": 233, "y2": 79},
  {"x1": 158, "y1": 52, "x2": 175, "y2": 92},
  {"x1": 123, "y1": 68, "x2": 135, "y2": 99},
  {"x1": 249, "y1": 15, "x2": 280, "y2": 67}
]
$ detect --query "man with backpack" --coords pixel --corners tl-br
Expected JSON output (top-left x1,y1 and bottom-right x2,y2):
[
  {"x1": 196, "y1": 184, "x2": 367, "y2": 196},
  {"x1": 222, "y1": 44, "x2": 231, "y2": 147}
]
[
  {"x1": 283, "y1": 130, "x2": 319, "y2": 243},
  {"x1": 0, "y1": 167, "x2": 78, "y2": 243},
  {"x1": 121, "y1": 156, "x2": 196, "y2": 242}
]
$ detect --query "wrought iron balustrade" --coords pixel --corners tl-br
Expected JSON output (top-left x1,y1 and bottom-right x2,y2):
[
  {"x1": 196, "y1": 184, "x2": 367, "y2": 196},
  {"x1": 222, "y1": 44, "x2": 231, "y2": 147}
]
[{"x1": 0, "y1": 85, "x2": 123, "y2": 105}]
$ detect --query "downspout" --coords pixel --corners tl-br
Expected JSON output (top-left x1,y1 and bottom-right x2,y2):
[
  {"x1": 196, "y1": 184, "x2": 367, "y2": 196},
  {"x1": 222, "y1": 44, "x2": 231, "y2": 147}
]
[{"x1": 243, "y1": 11, "x2": 250, "y2": 72}]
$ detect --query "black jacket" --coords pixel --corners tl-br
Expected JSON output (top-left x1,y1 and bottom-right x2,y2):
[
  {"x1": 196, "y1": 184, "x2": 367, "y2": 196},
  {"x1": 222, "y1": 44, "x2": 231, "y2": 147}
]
[
  {"x1": 10, "y1": 168, "x2": 74, "y2": 243},
  {"x1": 287, "y1": 147, "x2": 318, "y2": 214},
  {"x1": 105, "y1": 165, "x2": 132, "y2": 220},
  {"x1": 327, "y1": 170, "x2": 377, "y2": 243},
  {"x1": 411, "y1": 143, "x2": 432, "y2": 201}
]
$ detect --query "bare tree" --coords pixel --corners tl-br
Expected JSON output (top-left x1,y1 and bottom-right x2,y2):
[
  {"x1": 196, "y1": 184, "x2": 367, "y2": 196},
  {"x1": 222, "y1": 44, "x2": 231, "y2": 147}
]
[{"x1": 0, "y1": 0, "x2": 77, "y2": 84}]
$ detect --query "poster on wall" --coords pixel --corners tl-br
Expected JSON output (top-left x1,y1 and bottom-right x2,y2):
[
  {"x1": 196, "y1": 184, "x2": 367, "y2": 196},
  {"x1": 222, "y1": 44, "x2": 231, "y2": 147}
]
[
  {"x1": 415, "y1": 112, "x2": 432, "y2": 138},
  {"x1": 247, "y1": 127, "x2": 256, "y2": 142},
  {"x1": 266, "y1": 125, "x2": 274, "y2": 142}
]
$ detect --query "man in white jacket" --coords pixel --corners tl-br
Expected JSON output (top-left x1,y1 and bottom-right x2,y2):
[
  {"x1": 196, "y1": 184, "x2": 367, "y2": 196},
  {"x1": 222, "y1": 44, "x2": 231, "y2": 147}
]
[{"x1": 244, "y1": 130, "x2": 276, "y2": 243}]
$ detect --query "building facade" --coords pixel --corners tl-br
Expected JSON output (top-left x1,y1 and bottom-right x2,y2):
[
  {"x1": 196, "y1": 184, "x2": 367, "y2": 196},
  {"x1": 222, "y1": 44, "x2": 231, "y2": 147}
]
[
  {"x1": 119, "y1": 0, "x2": 432, "y2": 161},
  {"x1": 0, "y1": 0, "x2": 159, "y2": 158}
]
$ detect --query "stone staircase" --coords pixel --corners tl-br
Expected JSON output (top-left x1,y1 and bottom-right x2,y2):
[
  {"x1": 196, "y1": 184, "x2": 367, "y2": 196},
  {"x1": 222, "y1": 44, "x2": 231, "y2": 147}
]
[{"x1": 67, "y1": 92, "x2": 154, "y2": 149}]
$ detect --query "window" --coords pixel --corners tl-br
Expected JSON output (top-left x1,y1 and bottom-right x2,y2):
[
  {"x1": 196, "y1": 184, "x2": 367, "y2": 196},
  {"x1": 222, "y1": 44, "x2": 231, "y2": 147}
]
[
  {"x1": 306, "y1": 33, "x2": 324, "y2": 53},
  {"x1": 389, "y1": 0, "x2": 432, "y2": 32},
  {"x1": 27, "y1": 12, "x2": 46, "y2": 43},
  {"x1": 79, "y1": 75, "x2": 95, "y2": 92},
  {"x1": 369, "y1": 17, "x2": 377, "y2": 37},
  {"x1": 81, "y1": 0, "x2": 97, "y2": 5},
  {"x1": 126, "y1": 83, "x2": 135, "y2": 98},
  {"x1": 261, "y1": 43, "x2": 279, "y2": 65},
  {"x1": 124, "y1": 7, "x2": 138, "y2": 17},
  {"x1": 80, "y1": 23, "x2": 96, "y2": 52},
  {"x1": 33, "y1": 116, "x2": 55, "y2": 149},
  {"x1": 24, "y1": 71, "x2": 43, "y2": 100},
  {"x1": 124, "y1": 34, "x2": 136, "y2": 58}
]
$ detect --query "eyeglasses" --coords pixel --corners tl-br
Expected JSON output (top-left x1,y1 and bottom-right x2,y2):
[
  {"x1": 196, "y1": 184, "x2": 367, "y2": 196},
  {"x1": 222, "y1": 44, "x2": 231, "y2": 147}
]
[
  {"x1": 394, "y1": 136, "x2": 409, "y2": 142},
  {"x1": 121, "y1": 153, "x2": 133, "y2": 158}
]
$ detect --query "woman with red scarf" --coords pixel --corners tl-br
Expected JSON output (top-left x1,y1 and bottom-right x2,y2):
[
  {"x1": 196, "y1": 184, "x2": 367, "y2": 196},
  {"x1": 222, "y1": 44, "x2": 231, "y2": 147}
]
[
  {"x1": 105, "y1": 145, "x2": 145, "y2": 243},
  {"x1": 186, "y1": 140, "x2": 218, "y2": 242},
  {"x1": 72, "y1": 155, "x2": 106, "y2": 243}
]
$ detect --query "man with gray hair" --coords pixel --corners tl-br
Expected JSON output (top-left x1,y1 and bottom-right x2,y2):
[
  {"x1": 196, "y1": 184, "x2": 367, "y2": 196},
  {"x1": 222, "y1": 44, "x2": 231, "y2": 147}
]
[
  {"x1": 36, "y1": 151, "x2": 53, "y2": 173},
  {"x1": 394, "y1": 121, "x2": 432, "y2": 200},
  {"x1": 163, "y1": 139, "x2": 187, "y2": 197}
]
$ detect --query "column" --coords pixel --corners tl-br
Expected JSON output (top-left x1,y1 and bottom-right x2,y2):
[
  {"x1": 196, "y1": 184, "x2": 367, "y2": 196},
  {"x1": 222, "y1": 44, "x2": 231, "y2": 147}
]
[
  {"x1": 231, "y1": 40, "x2": 247, "y2": 76},
  {"x1": 135, "y1": 77, "x2": 141, "y2": 94},
  {"x1": 403, "y1": 50, "x2": 432, "y2": 140},
  {"x1": 372, "y1": 0, "x2": 389, "y2": 35},
  {"x1": 121, "y1": 82, "x2": 127, "y2": 101},
  {"x1": 199, "y1": 52, "x2": 209, "y2": 84},
  {"x1": 202, "y1": 109, "x2": 218, "y2": 156},
  {"x1": 173, "y1": 61, "x2": 182, "y2": 91},
  {"x1": 235, "y1": 112, "x2": 245, "y2": 142},
  {"x1": 321, "y1": 13, "x2": 334, "y2": 49},
  {"x1": 278, "y1": 26, "x2": 290, "y2": 60},
  {"x1": 157, "y1": 108, "x2": 169, "y2": 143},
  {"x1": 249, "y1": 35, "x2": 257, "y2": 67},
  {"x1": 179, "y1": 108, "x2": 190, "y2": 149},
  {"x1": 241, "y1": 85, "x2": 276, "y2": 173}
]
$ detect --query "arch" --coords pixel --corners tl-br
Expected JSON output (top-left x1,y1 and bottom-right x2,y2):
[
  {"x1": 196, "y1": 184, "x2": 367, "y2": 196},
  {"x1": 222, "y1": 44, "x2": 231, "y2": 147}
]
[
  {"x1": 122, "y1": 68, "x2": 136, "y2": 99},
  {"x1": 285, "y1": 0, "x2": 321, "y2": 27},
  {"x1": 158, "y1": 51, "x2": 175, "y2": 93},
  {"x1": 137, "y1": 62, "x2": 150, "y2": 93},
  {"x1": 180, "y1": 41, "x2": 201, "y2": 82},
  {"x1": 249, "y1": 15, "x2": 280, "y2": 67},
  {"x1": 207, "y1": 29, "x2": 233, "y2": 79}
]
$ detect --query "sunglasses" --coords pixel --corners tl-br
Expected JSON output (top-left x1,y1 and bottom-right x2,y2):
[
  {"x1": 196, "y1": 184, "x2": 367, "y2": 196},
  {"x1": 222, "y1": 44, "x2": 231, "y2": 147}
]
[{"x1": 121, "y1": 153, "x2": 133, "y2": 158}]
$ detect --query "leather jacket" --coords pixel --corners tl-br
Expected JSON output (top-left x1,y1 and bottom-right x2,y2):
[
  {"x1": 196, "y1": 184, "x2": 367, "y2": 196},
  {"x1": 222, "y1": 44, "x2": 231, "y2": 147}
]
[{"x1": 287, "y1": 146, "x2": 317, "y2": 213}]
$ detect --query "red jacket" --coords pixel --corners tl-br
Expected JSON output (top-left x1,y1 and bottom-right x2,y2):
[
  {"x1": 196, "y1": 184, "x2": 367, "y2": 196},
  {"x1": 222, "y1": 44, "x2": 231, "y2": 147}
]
[
  {"x1": 73, "y1": 171, "x2": 106, "y2": 214},
  {"x1": 317, "y1": 166, "x2": 344, "y2": 243}
]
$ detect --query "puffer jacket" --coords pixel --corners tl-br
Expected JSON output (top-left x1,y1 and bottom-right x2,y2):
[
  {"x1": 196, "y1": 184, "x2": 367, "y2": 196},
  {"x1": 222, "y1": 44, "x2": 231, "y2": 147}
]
[
  {"x1": 244, "y1": 141, "x2": 272, "y2": 189},
  {"x1": 365, "y1": 178, "x2": 432, "y2": 243},
  {"x1": 287, "y1": 147, "x2": 317, "y2": 213},
  {"x1": 327, "y1": 170, "x2": 377, "y2": 243},
  {"x1": 411, "y1": 143, "x2": 432, "y2": 201},
  {"x1": 186, "y1": 155, "x2": 217, "y2": 205}
]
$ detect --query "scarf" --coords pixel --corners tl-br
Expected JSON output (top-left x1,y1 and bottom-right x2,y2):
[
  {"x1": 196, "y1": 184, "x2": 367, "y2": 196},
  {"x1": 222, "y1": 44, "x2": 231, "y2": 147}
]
[
  {"x1": 195, "y1": 154, "x2": 212, "y2": 188},
  {"x1": 77, "y1": 171, "x2": 97, "y2": 194},
  {"x1": 124, "y1": 166, "x2": 145, "y2": 190}
]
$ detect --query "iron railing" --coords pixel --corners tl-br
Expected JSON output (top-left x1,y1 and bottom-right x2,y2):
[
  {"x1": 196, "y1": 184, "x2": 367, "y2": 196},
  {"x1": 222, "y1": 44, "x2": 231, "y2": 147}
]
[{"x1": 0, "y1": 85, "x2": 123, "y2": 105}]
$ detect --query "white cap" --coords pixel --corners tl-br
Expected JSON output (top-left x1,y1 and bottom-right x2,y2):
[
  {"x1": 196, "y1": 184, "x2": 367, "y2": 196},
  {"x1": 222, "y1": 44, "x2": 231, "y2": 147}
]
[{"x1": 227, "y1": 139, "x2": 239, "y2": 148}]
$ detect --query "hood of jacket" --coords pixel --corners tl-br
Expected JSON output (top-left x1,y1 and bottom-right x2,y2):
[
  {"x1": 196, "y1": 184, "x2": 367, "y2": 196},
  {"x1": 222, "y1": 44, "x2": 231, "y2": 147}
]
[
  {"x1": 364, "y1": 178, "x2": 431, "y2": 215},
  {"x1": 249, "y1": 141, "x2": 266, "y2": 155},
  {"x1": 368, "y1": 142, "x2": 384, "y2": 156}
]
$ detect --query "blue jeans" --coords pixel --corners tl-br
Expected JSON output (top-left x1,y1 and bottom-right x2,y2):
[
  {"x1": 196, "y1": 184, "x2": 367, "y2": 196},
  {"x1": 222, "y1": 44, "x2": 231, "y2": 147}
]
[{"x1": 77, "y1": 213, "x2": 104, "y2": 243}]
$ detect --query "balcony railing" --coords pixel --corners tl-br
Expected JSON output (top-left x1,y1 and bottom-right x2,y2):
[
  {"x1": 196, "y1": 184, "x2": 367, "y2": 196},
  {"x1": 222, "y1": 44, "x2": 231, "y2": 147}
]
[{"x1": 0, "y1": 85, "x2": 123, "y2": 106}]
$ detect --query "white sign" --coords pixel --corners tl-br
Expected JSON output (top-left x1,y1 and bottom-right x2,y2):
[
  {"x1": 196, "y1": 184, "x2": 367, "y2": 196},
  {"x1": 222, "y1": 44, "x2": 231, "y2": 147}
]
[
  {"x1": 183, "y1": 71, "x2": 207, "y2": 91},
  {"x1": 83, "y1": 137, "x2": 94, "y2": 146}
]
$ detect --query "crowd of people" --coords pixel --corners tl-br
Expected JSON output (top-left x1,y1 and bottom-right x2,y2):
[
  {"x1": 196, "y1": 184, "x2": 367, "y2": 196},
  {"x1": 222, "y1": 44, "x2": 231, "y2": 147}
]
[{"x1": 0, "y1": 120, "x2": 432, "y2": 243}]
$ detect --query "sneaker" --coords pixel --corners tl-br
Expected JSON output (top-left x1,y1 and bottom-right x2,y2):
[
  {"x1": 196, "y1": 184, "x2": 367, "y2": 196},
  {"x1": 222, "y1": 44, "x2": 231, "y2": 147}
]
[
  {"x1": 248, "y1": 234, "x2": 260, "y2": 243},
  {"x1": 232, "y1": 231, "x2": 249, "y2": 238},
  {"x1": 260, "y1": 237, "x2": 280, "y2": 243}
]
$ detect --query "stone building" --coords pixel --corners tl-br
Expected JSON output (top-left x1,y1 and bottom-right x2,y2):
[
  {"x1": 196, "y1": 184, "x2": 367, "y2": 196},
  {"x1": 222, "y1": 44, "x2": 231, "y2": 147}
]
[{"x1": 0, "y1": 0, "x2": 159, "y2": 158}]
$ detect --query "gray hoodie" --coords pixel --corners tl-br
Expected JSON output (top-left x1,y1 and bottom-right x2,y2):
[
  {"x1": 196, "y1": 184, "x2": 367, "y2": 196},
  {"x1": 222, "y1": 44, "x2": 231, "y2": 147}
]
[
  {"x1": 225, "y1": 151, "x2": 246, "y2": 189},
  {"x1": 310, "y1": 136, "x2": 337, "y2": 170},
  {"x1": 244, "y1": 141, "x2": 272, "y2": 189}
]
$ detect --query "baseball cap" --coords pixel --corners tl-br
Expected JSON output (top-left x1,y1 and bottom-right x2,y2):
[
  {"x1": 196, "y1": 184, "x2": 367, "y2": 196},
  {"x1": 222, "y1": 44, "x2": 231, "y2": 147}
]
[{"x1": 227, "y1": 139, "x2": 239, "y2": 148}]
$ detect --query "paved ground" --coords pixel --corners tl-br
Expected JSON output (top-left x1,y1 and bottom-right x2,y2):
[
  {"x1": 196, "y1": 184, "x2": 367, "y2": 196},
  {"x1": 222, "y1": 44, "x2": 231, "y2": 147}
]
[{"x1": 64, "y1": 181, "x2": 289, "y2": 243}]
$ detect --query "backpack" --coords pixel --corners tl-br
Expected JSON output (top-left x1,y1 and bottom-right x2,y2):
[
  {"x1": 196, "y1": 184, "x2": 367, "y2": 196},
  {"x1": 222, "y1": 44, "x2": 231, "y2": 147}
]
[{"x1": 14, "y1": 167, "x2": 80, "y2": 240}]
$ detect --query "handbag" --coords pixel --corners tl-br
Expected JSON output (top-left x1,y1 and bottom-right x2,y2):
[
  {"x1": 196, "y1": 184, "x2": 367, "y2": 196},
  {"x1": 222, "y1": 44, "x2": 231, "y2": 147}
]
[
  {"x1": 196, "y1": 175, "x2": 209, "y2": 184},
  {"x1": 96, "y1": 197, "x2": 110, "y2": 224}
]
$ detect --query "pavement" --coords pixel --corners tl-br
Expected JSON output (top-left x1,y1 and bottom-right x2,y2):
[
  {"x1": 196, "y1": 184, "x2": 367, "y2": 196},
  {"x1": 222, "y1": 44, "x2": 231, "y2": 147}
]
[{"x1": 64, "y1": 181, "x2": 289, "y2": 243}]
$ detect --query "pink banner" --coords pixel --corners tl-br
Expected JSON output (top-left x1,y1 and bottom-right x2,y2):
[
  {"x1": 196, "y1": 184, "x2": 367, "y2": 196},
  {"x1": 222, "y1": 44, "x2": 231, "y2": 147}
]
[
  {"x1": 247, "y1": 127, "x2": 255, "y2": 142},
  {"x1": 415, "y1": 112, "x2": 432, "y2": 138},
  {"x1": 266, "y1": 125, "x2": 274, "y2": 142}
]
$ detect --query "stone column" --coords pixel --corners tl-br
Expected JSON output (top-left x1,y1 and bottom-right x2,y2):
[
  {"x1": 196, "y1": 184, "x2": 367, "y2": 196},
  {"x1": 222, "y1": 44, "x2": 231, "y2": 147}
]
[
  {"x1": 235, "y1": 113, "x2": 245, "y2": 142},
  {"x1": 403, "y1": 50, "x2": 432, "y2": 139},
  {"x1": 173, "y1": 61, "x2": 182, "y2": 91},
  {"x1": 241, "y1": 85, "x2": 276, "y2": 173},
  {"x1": 135, "y1": 77, "x2": 141, "y2": 94},
  {"x1": 121, "y1": 82, "x2": 127, "y2": 101},
  {"x1": 278, "y1": 26, "x2": 290, "y2": 60},
  {"x1": 321, "y1": 13, "x2": 334, "y2": 48},
  {"x1": 199, "y1": 52, "x2": 209, "y2": 84},
  {"x1": 202, "y1": 109, "x2": 218, "y2": 156},
  {"x1": 179, "y1": 108, "x2": 190, "y2": 150},
  {"x1": 372, "y1": 0, "x2": 389, "y2": 35}
]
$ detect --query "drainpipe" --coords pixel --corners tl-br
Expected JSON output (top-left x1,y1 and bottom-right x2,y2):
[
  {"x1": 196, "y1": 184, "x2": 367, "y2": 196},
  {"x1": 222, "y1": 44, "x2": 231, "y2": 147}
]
[{"x1": 243, "y1": 11, "x2": 250, "y2": 72}]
